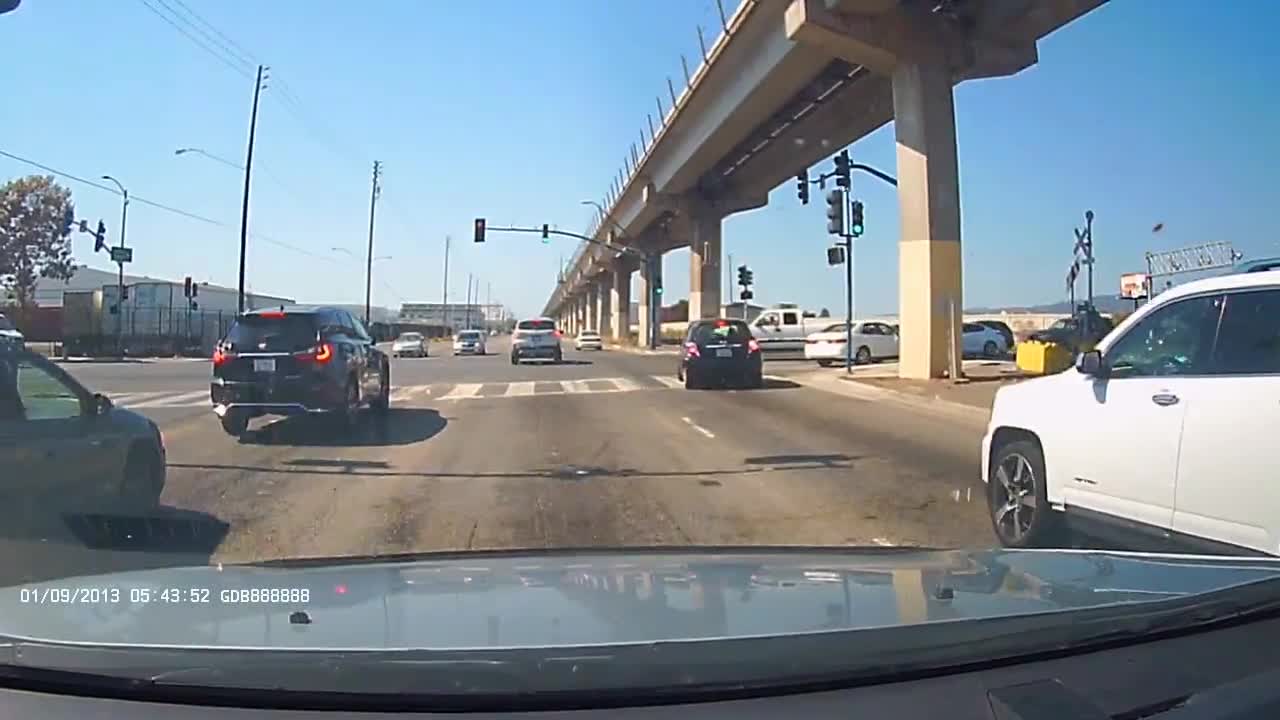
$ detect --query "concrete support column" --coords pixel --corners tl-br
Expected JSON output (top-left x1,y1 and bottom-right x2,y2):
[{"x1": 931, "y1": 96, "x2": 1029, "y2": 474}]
[
  {"x1": 610, "y1": 265, "x2": 631, "y2": 343},
  {"x1": 596, "y1": 274, "x2": 613, "y2": 340},
  {"x1": 585, "y1": 284, "x2": 598, "y2": 332},
  {"x1": 637, "y1": 258, "x2": 661, "y2": 347},
  {"x1": 893, "y1": 55, "x2": 963, "y2": 380},
  {"x1": 688, "y1": 211, "x2": 723, "y2": 321}
]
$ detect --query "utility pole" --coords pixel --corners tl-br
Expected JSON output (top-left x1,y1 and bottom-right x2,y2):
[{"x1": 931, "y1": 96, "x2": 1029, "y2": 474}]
[
  {"x1": 441, "y1": 235, "x2": 451, "y2": 331},
  {"x1": 101, "y1": 176, "x2": 129, "y2": 357},
  {"x1": 238, "y1": 64, "x2": 267, "y2": 314},
  {"x1": 364, "y1": 160, "x2": 382, "y2": 326},
  {"x1": 486, "y1": 281, "x2": 492, "y2": 331},
  {"x1": 465, "y1": 273, "x2": 474, "y2": 329}
]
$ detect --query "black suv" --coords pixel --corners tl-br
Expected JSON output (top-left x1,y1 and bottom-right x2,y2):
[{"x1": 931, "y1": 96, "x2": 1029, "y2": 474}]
[
  {"x1": 678, "y1": 319, "x2": 764, "y2": 389},
  {"x1": 210, "y1": 306, "x2": 390, "y2": 436}
]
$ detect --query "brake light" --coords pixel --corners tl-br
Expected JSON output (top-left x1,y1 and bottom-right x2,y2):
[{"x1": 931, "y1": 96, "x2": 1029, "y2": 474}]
[
  {"x1": 685, "y1": 341, "x2": 701, "y2": 357},
  {"x1": 212, "y1": 347, "x2": 231, "y2": 366},
  {"x1": 554, "y1": 329, "x2": 563, "y2": 338},
  {"x1": 747, "y1": 338, "x2": 760, "y2": 353},
  {"x1": 716, "y1": 320, "x2": 728, "y2": 327},
  {"x1": 295, "y1": 342, "x2": 334, "y2": 364}
]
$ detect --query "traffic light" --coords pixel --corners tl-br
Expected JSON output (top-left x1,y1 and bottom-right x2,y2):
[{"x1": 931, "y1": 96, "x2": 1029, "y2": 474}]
[
  {"x1": 833, "y1": 150, "x2": 851, "y2": 189},
  {"x1": 796, "y1": 170, "x2": 809, "y2": 205},
  {"x1": 737, "y1": 264, "x2": 753, "y2": 287},
  {"x1": 183, "y1": 276, "x2": 193, "y2": 298},
  {"x1": 473, "y1": 218, "x2": 486, "y2": 243},
  {"x1": 94, "y1": 220, "x2": 107, "y2": 253},
  {"x1": 541, "y1": 223, "x2": 550, "y2": 243},
  {"x1": 825, "y1": 189, "x2": 844, "y2": 236},
  {"x1": 849, "y1": 200, "x2": 864, "y2": 237},
  {"x1": 827, "y1": 246, "x2": 846, "y2": 266},
  {"x1": 654, "y1": 277, "x2": 663, "y2": 296}
]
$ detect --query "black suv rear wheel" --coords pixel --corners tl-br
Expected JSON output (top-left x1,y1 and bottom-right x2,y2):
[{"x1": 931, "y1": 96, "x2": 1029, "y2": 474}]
[
  {"x1": 371, "y1": 364, "x2": 390, "y2": 414},
  {"x1": 219, "y1": 411, "x2": 248, "y2": 437}
]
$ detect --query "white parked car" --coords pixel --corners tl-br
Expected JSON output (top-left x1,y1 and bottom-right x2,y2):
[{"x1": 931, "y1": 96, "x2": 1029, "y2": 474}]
[
  {"x1": 803, "y1": 321, "x2": 898, "y2": 366},
  {"x1": 982, "y1": 270, "x2": 1280, "y2": 556},
  {"x1": 452, "y1": 329, "x2": 486, "y2": 356},
  {"x1": 391, "y1": 331, "x2": 428, "y2": 358},
  {"x1": 575, "y1": 330, "x2": 603, "y2": 351},
  {"x1": 962, "y1": 322, "x2": 1009, "y2": 358}
]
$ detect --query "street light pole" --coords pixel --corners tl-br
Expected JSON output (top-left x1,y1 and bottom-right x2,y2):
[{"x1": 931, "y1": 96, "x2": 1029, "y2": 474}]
[
  {"x1": 101, "y1": 175, "x2": 128, "y2": 357},
  {"x1": 238, "y1": 64, "x2": 267, "y2": 314}
]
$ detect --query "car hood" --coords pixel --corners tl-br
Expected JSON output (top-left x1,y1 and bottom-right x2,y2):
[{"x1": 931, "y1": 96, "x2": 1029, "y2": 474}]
[{"x1": 3, "y1": 548, "x2": 1279, "y2": 650}]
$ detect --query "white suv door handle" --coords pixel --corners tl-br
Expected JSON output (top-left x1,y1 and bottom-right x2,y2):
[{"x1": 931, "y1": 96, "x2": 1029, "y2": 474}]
[{"x1": 1151, "y1": 393, "x2": 1180, "y2": 406}]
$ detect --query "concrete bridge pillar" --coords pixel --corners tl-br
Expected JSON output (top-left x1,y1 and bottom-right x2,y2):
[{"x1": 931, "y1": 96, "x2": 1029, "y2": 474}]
[
  {"x1": 688, "y1": 211, "x2": 723, "y2": 321},
  {"x1": 596, "y1": 273, "x2": 613, "y2": 340},
  {"x1": 610, "y1": 265, "x2": 631, "y2": 343},
  {"x1": 585, "y1": 283, "x2": 598, "y2": 332},
  {"x1": 637, "y1": 256, "x2": 662, "y2": 347},
  {"x1": 893, "y1": 55, "x2": 962, "y2": 379}
]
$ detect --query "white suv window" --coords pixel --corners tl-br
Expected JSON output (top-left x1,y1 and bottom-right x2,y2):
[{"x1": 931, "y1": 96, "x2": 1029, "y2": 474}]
[
  {"x1": 1210, "y1": 289, "x2": 1280, "y2": 375},
  {"x1": 1106, "y1": 294, "x2": 1223, "y2": 378}
]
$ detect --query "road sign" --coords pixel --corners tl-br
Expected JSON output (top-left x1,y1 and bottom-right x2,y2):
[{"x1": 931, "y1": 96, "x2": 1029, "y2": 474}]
[
  {"x1": 1120, "y1": 272, "x2": 1148, "y2": 299},
  {"x1": 109, "y1": 247, "x2": 133, "y2": 264}
]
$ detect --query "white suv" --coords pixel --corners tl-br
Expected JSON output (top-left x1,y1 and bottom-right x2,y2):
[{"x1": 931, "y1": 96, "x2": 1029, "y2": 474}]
[
  {"x1": 983, "y1": 270, "x2": 1280, "y2": 556},
  {"x1": 511, "y1": 318, "x2": 562, "y2": 364}
]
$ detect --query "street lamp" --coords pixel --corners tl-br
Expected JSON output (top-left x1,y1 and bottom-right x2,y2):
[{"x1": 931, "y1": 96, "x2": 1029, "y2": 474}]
[
  {"x1": 101, "y1": 175, "x2": 128, "y2": 356},
  {"x1": 175, "y1": 147, "x2": 242, "y2": 170}
]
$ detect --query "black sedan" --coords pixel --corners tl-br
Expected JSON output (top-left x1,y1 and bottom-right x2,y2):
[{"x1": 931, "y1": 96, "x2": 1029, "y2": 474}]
[
  {"x1": 0, "y1": 346, "x2": 166, "y2": 515},
  {"x1": 677, "y1": 319, "x2": 764, "y2": 390}
]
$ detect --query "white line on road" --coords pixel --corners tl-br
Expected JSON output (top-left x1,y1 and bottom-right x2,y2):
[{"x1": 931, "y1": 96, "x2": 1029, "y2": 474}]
[
  {"x1": 560, "y1": 380, "x2": 591, "y2": 394},
  {"x1": 651, "y1": 375, "x2": 683, "y2": 389},
  {"x1": 505, "y1": 381, "x2": 536, "y2": 397},
  {"x1": 107, "y1": 392, "x2": 169, "y2": 405},
  {"x1": 871, "y1": 537, "x2": 893, "y2": 546},
  {"x1": 611, "y1": 377, "x2": 641, "y2": 392},
  {"x1": 680, "y1": 416, "x2": 716, "y2": 439},
  {"x1": 131, "y1": 390, "x2": 210, "y2": 408},
  {"x1": 439, "y1": 383, "x2": 483, "y2": 400}
]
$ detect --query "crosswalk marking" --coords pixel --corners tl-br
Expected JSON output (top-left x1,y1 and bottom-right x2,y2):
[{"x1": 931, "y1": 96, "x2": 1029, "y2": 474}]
[
  {"x1": 505, "y1": 381, "x2": 535, "y2": 397},
  {"x1": 130, "y1": 390, "x2": 208, "y2": 408},
  {"x1": 101, "y1": 374, "x2": 695, "y2": 410},
  {"x1": 439, "y1": 383, "x2": 483, "y2": 400}
]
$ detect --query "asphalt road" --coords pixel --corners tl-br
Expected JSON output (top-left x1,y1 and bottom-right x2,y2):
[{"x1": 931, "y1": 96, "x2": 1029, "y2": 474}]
[{"x1": 6, "y1": 339, "x2": 993, "y2": 585}]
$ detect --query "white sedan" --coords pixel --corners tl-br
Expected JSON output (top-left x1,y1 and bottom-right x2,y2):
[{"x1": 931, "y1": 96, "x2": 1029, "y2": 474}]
[
  {"x1": 575, "y1": 330, "x2": 604, "y2": 351},
  {"x1": 452, "y1": 330, "x2": 487, "y2": 355},
  {"x1": 391, "y1": 332, "x2": 428, "y2": 358},
  {"x1": 962, "y1": 322, "x2": 1009, "y2": 358},
  {"x1": 803, "y1": 321, "x2": 898, "y2": 366}
]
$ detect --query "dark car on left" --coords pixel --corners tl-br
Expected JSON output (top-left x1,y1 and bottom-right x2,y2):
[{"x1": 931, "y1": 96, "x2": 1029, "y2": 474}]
[
  {"x1": 210, "y1": 306, "x2": 390, "y2": 436},
  {"x1": 0, "y1": 346, "x2": 166, "y2": 515}
]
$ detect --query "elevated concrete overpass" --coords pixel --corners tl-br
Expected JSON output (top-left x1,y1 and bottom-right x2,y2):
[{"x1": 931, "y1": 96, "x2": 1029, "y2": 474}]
[{"x1": 545, "y1": 0, "x2": 1104, "y2": 378}]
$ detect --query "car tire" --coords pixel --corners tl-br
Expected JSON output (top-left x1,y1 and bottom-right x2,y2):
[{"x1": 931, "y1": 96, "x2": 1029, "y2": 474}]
[
  {"x1": 510, "y1": 353, "x2": 519, "y2": 365},
  {"x1": 371, "y1": 365, "x2": 390, "y2": 415},
  {"x1": 120, "y1": 443, "x2": 164, "y2": 510},
  {"x1": 219, "y1": 411, "x2": 248, "y2": 437},
  {"x1": 987, "y1": 438, "x2": 1060, "y2": 548},
  {"x1": 983, "y1": 340, "x2": 1000, "y2": 358},
  {"x1": 854, "y1": 345, "x2": 871, "y2": 364},
  {"x1": 554, "y1": 350, "x2": 563, "y2": 364},
  {"x1": 336, "y1": 379, "x2": 359, "y2": 432},
  {"x1": 747, "y1": 370, "x2": 764, "y2": 389},
  {"x1": 684, "y1": 369, "x2": 699, "y2": 390}
]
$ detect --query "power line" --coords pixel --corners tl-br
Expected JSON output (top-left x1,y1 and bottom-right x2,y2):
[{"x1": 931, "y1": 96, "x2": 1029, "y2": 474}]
[
  {"x1": 165, "y1": 0, "x2": 259, "y2": 67},
  {"x1": 154, "y1": 0, "x2": 256, "y2": 70},
  {"x1": 136, "y1": 0, "x2": 253, "y2": 78},
  {"x1": 0, "y1": 148, "x2": 225, "y2": 226}
]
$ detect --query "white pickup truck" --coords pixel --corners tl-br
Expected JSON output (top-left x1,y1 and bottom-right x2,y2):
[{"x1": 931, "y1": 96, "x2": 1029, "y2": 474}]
[{"x1": 749, "y1": 305, "x2": 826, "y2": 352}]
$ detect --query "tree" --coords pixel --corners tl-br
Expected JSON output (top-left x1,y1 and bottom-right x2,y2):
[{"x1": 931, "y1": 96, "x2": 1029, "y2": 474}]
[
  {"x1": 819, "y1": 307, "x2": 831, "y2": 317},
  {"x1": 0, "y1": 175, "x2": 76, "y2": 308}
]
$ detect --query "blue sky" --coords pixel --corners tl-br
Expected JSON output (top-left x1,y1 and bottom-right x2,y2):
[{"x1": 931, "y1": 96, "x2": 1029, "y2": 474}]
[{"x1": 2, "y1": 0, "x2": 1277, "y2": 318}]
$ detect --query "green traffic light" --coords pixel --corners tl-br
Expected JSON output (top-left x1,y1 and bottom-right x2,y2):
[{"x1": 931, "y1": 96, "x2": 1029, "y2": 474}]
[
  {"x1": 655, "y1": 287, "x2": 663, "y2": 295},
  {"x1": 852, "y1": 224, "x2": 864, "y2": 235}
]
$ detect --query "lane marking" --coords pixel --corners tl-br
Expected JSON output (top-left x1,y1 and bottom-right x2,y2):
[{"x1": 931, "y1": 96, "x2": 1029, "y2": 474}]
[
  {"x1": 439, "y1": 383, "x2": 482, "y2": 400},
  {"x1": 132, "y1": 390, "x2": 211, "y2": 407},
  {"x1": 871, "y1": 537, "x2": 893, "y2": 546},
  {"x1": 560, "y1": 380, "x2": 590, "y2": 394},
  {"x1": 680, "y1": 416, "x2": 716, "y2": 439},
  {"x1": 611, "y1": 377, "x2": 641, "y2": 392},
  {"x1": 106, "y1": 391, "x2": 169, "y2": 405},
  {"x1": 505, "y1": 381, "x2": 535, "y2": 397},
  {"x1": 651, "y1": 375, "x2": 683, "y2": 389}
]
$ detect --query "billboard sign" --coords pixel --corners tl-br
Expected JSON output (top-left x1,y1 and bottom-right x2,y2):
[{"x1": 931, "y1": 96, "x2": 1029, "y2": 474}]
[{"x1": 1120, "y1": 272, "x2": 1149, "y2": 300}]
